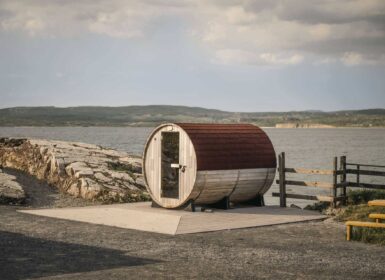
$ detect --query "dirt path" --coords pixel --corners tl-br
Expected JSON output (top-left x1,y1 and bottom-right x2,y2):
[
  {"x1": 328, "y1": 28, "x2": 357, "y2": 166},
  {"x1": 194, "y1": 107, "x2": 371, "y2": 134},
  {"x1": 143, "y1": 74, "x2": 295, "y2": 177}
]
[{"x1": 0, "y1": 170, "x2": 384, "y2": 279}]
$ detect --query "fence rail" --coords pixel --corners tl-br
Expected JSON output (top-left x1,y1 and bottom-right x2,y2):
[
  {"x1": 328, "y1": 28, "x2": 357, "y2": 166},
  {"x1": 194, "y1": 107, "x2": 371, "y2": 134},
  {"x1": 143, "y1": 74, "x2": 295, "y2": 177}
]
[
  {"x1": 277, "y1": 180, "x2": 336, "y2": 189},
  {"x1": 345, "y1": 169, "x2": 385, "y2": 177},
  {"x1": 284, "y1": 168, "x2": 340, "y2": 175},
  {"x1": 274, "y1": 152, "x2": 385, "y2": 208},
  {"x1": 347, "y1": 162, "x2": 385, "y2": 168},
  {"x1": 345, "y1": 182, "x2": 385, "y2": 190}
]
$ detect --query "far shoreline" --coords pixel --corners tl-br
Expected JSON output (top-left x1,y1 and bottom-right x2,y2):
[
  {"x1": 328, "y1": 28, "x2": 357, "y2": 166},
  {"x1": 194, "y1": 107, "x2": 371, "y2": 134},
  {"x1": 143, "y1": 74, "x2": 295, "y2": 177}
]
[{"x1": 1, "y1": 125, "x2": 385, "y2": 129}]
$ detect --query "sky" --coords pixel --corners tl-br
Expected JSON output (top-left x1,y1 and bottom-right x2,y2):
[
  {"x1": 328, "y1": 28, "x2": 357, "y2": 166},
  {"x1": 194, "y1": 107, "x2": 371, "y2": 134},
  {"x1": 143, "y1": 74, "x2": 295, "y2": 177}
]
[{"x1": 0, "y1": 0, "x2": 385, "y2": 112}]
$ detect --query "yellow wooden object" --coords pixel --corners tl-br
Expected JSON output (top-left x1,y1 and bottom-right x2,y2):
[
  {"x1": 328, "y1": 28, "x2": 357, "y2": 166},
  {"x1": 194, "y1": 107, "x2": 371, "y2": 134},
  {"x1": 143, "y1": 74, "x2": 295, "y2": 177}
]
[
  {"x1": 345, "y1": 221, "x2": 385, "y2": 241},
  {"x1": 369, "y1": 213, "x2": 385, "y2": 223},
  {"x1": 368, "y1": 200, "x2": 385, "y2": 207},
  {"x1": 346, "y1": 221, "x2": 385, "y2": 227},
  {"x1": 346, "y1": 225, "x2": 351, "y2": 241}
]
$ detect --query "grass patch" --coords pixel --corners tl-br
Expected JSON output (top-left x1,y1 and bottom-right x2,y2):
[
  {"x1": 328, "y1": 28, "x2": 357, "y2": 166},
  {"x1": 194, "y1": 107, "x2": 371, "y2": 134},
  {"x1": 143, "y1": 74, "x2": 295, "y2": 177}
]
[
  {"x1": 107, "y1": 161, "x2": 138, "y2": 179},
  {"x1": 350, "y1": 227, "x2": 385, "y2": 245},
  {"x1": 107, "y1": 161, "x2": 134, "y2": 172},
  {"x1": 336, "y1": 205, "x2": 385, "y2": 222},
  {"x1": 96, "y1": 189, "x2": 151, "y2": 204},
  {"x1": 305, "y1": 189, "x2": 385, "y2": 245}
]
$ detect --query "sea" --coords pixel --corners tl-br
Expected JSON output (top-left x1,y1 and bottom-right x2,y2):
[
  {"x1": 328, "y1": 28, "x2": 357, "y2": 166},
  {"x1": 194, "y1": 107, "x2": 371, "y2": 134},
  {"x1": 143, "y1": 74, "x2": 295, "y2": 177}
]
[{"x1": 1, "y1": 127, "x2": 384, "y2": 207}]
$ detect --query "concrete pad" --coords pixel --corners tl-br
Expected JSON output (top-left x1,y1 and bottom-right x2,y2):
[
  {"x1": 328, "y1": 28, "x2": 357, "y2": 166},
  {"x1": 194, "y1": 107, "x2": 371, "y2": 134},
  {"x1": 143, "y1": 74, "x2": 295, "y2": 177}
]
[{"x1": 18, "y1": 202, "x2": 326, "y2": 235}]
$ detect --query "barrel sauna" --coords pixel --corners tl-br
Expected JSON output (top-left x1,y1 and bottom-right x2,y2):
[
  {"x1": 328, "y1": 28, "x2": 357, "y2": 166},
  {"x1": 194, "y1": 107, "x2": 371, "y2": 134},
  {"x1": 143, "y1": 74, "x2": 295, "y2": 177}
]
[{"x1": 143, "y1": 123, "x2": 276, "y2": 209}]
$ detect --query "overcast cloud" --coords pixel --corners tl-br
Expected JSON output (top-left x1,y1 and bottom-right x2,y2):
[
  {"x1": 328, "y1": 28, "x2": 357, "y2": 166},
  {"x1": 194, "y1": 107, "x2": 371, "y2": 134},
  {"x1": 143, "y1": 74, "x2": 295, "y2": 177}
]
[
  {"x1": 1, "y1": 0, "x2": 384, "y2": 66},
  {"x1": 0, "y1": 1, "x2": 384, "y2": 111}
]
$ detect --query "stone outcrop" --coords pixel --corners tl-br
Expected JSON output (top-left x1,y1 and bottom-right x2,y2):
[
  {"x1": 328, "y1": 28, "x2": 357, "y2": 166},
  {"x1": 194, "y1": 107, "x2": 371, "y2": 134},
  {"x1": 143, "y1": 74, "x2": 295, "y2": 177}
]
[
  {"x1": 0, "y1": 169, "x2": 26, "y2": 204},
  {"x1": 0, "y1": 138, "x2": 150, "y2": 203}
]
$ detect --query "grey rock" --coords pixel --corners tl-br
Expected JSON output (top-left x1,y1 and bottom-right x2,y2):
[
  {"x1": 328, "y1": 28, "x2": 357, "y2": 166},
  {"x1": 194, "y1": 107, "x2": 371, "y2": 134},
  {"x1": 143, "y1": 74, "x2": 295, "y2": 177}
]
[
  {"x1": 134, "y1": 176, "x2": 146, "y2": 189},
  {"x1": 0, "y1": 137, "x2": 148, "y2": 203},
  {"x1": 0, "y1": 172, "x2": 26, "y2": 204}
]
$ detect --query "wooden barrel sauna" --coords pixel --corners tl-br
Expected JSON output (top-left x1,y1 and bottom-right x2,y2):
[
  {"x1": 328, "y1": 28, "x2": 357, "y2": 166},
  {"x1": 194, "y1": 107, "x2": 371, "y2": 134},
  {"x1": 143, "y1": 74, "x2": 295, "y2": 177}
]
[{"x1": 143, "y1": 123, "x2": 276, "y2": 209}]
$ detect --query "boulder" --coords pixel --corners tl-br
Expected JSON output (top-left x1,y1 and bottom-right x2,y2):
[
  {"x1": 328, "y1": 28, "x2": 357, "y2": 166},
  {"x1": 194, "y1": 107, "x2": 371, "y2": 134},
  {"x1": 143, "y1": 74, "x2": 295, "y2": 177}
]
[{"x1": 0, "y1": 170, "x2": 26, "y2": 204}]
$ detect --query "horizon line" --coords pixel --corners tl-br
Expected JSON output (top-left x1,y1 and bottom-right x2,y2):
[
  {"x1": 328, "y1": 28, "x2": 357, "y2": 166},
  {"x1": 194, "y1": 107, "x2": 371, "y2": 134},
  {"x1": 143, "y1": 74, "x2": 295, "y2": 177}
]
[{"x1": 1, "y1": 105, "x2": 384, "y2": 114}]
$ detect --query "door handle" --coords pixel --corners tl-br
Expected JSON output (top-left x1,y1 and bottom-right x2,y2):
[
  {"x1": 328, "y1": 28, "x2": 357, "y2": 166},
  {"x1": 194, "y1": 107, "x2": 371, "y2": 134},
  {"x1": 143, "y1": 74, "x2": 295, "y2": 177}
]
[
  {"x1": 170, "y1": 164, "x2": 186, "y2": 172},
  {"x1": 170, "y1": 163, "x2": 180, "y2": 168}
]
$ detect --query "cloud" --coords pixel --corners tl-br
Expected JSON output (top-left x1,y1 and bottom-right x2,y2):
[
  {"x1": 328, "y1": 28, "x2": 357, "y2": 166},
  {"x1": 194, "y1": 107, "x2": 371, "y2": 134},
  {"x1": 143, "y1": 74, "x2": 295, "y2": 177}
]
[
  {"x1": 260, "y1": 53, "x2": 304, "y2": 65},
  {"x1": 0, "y1": 0, "x2": 384, "y2": 66},
  {"x1": 196, "y1": 0, "x2": 385, "y2": 66},
  {"x1": 341, "y1": 52, "x2": 365, "y2": 66},
  {"x1": 273, "y1": 0, "x2": 385, "y2": 25},
  {"x1": 85, "y1": 8, "x2": 154, "y2": 38},
  {"x1": 0, "y1": 0, "x2": 167, "y2": 38},
  {"x1": 340, "y1": 52, "x2": 385, "y2": 66},
  {"x1": 215, "y1": 49, "x2": 303, "y2": 66}
]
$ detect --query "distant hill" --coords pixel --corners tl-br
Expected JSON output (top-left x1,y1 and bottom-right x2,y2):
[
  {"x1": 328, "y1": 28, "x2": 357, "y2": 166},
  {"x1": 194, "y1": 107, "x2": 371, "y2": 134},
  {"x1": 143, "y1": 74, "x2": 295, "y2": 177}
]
[{"x1": 0, "y1": 106, "x2": 384, "y2": 127}]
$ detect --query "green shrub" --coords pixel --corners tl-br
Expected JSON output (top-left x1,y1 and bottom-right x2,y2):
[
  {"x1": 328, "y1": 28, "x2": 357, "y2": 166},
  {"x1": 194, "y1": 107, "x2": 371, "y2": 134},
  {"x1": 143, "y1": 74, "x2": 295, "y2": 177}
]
[
  {"x1": 304, "y1": 201, "x2": 329, "y2": 212},
  {"x1": 107, "y1": 161, "x2": 138, "y2": 179},
  {"x1": 347, "y1": 189, "x2": 385, "y2": 205}
]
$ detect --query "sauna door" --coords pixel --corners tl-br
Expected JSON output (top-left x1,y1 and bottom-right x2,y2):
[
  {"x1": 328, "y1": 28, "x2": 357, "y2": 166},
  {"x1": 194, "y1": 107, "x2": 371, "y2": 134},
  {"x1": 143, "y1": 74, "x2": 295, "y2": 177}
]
[{"x1": 161, "y1": 132, "x2": 180, "y2": 198}]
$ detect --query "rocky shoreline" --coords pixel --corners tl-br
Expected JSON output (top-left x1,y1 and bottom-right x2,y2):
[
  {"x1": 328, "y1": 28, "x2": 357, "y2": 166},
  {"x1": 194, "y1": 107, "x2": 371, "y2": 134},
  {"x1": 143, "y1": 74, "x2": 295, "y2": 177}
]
[{"x1": 0, "y1": 138, "x2": 149, "y2": 203}]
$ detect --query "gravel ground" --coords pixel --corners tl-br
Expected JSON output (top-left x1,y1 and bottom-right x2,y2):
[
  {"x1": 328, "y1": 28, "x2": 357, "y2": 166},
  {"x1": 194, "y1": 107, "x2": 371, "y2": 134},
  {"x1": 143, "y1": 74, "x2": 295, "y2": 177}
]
[{"x1": 0, "y1": 169, "x2": 384, "y2": 280}]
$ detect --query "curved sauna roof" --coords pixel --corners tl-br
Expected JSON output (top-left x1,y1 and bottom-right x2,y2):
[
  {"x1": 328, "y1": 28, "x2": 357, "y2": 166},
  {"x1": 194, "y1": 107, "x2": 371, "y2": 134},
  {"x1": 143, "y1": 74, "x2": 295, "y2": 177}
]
[{"x1": 176, "y1": 123, "x2": 276, "y2": 171}]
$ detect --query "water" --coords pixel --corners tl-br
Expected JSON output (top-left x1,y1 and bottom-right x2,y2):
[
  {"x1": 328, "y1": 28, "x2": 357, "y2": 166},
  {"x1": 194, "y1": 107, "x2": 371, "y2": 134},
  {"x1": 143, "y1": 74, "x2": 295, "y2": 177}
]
[
  {"x1": 1, "y1": 127, "x2": 384, "y2": 207},
  {"x1": 0, "y1": 127, "x2": 153, "y2": 156}
]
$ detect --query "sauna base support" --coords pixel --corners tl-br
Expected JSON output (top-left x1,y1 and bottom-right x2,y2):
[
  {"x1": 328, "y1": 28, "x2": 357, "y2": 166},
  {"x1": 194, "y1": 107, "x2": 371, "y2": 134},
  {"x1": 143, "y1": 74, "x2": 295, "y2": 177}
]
[
  {"x1": 202, "y1": 196, "x2": 231, "y2": 210},
  {"x1": 240, "y1": 194, "x2": 265, "y2": 207}
]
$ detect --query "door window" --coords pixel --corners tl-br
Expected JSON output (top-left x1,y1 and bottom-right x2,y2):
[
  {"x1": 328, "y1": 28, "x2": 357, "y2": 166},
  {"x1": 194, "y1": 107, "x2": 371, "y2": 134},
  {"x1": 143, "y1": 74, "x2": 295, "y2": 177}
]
[{"x1": 161, "y1": 132, "x2": 180, "y2": 198}]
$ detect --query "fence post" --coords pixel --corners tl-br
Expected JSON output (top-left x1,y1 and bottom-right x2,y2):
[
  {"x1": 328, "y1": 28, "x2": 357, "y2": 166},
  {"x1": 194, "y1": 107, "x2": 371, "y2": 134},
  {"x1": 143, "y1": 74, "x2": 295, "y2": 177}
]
[
  {"x1": 332, "y1": 157, "x2": 338, "y2": 208},
  {"x1": 279, "y1": 152, "x2": 286, "y2": 207},
  {"x1": 340, "y1": 156, "x2": 347, "y2": 205},
  {"x1": 356, "y1": 164, "x2": 360, "y2": 187}
]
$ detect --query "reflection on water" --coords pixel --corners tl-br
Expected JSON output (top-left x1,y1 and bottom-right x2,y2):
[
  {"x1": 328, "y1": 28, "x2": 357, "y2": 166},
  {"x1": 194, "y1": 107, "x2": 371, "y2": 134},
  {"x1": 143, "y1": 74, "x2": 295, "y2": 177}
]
[{"x1": 1, "y1": 127, "x2": 384, "y2": 207}]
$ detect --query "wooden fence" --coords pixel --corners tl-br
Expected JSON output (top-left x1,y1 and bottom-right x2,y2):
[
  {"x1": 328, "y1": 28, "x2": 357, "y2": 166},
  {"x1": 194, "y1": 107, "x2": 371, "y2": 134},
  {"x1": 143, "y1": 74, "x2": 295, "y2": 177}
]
[{"x1": 273, "y1": 152, "x2": 385, "y2": 207}]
